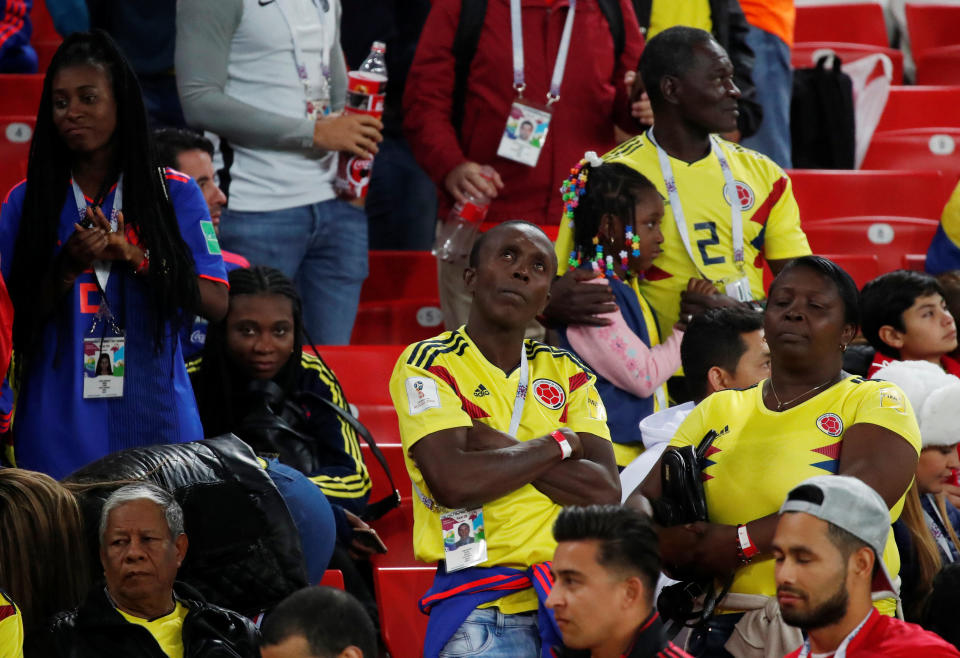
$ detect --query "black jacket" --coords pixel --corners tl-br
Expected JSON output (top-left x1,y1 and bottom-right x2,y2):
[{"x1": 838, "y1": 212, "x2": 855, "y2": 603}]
[
  {"x1": 30, "y1": 581, "x2": 260, "y2": 658},
  {"x1": 632, "y1": 0, "x2": 763, "y2": 139},
  {"x1": 559, "y1": 611, "x2": 691, "y2": 658}
]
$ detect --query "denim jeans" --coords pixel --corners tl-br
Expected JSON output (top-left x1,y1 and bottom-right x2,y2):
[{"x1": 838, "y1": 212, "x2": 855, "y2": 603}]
[
  {"x1": 264, "y1": 458, "x2": 337, "y2": 584},
  {"x1": 365, "y1": 135, "x2": 438, "y2": 251},
  {"x1": 686, "y1": 612, "x2": 744, "y2": 658},
  {"x1": 740, "y1": 26, "x2": 793, "y2": 169},
  {"x1": 219, "y1": 198, "x2": 368, "y2": 345},
  {"x1": 439, "y1": 608, "x2": 540, "y2": 657}
]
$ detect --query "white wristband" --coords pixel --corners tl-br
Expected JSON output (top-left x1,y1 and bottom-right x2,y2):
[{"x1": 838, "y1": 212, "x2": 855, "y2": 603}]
[{"x1": 551, "y1": 430, "x2": 572, "y2": 460}]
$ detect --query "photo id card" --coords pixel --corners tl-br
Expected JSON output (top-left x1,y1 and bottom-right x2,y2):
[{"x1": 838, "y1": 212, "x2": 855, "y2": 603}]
[
  {"x1": 497, "y1": 102, "x2": 551, "y2": 167},
  {"x1": 83, "y1": 336, "x2": 125, "y2": 399},
  {"x1": 725, "y1": 276, "x2": 754, "y2": 303},
  {"x1": 441, "y1": 508, "x2": 487, "y2": 572}
]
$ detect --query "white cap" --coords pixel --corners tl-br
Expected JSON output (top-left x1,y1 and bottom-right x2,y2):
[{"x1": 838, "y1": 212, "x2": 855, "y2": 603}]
[{"x1": 873, "y1": 360, "x2": 960, "y2": 448}]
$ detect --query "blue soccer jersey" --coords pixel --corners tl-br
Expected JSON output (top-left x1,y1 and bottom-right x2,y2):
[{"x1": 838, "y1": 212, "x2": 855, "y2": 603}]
[{"x1": 0, "y1": 169, "x2": 228, "y2": 478}]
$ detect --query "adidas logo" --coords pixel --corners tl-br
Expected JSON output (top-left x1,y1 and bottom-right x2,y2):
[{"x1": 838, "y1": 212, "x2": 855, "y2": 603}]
[{"x1": 473, "y1": 384, "x2": 490, "y2": 397}]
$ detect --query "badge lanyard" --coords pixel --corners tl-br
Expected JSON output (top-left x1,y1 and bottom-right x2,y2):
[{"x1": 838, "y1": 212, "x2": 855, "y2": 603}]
[
  {"x1": 797, "y1": 610, "x2": 871, "y2": 658},
  {"x1": 273, "y1": 0, "x2": 331, "y2": 119},
  {"x1": 510, "y1": 0, "x2": 576, "y2": 105},
  {"x1": 646, "y1": 128, "x2": 745, "y2": 276},
  {"x1": 924, "y1": 497, "x2": 956, "y2": 562},
  {"x1": 70, "y1": 174, "x2": 123, "y2": 294}
]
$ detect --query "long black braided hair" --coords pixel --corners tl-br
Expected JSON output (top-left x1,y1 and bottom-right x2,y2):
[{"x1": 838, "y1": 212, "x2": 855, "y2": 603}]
[
  {"x1": 8, "y1": 31, "x2": 199, "y2": 385},
  {"x1": 193, "y1": 266, "x2": 305, "y2": 437},
  {"x1": 571, "y1": 161, "x2": 659, "y2": 261}
]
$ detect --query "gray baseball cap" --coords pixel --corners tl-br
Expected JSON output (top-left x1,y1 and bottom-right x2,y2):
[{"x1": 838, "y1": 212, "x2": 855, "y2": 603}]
[{"x1": 779, "y1": 475, "x2": 897, "y2": 595}]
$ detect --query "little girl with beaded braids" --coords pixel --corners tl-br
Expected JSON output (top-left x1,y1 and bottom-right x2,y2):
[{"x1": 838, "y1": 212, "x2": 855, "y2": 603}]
[{"x1": 555, "y1": 152, "x2": 721, "y2": 466}]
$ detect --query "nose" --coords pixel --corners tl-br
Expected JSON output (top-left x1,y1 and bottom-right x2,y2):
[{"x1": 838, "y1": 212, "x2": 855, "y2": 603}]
[
  {"x1": 213, "y1": 184, "x2": 226, "y2": 208},
  {"x1": 512, "y1": 261, "x2": 530, "y2": 282},
  {"x1": 124, "y1": 538, "x2": 147, "y2": 561},
  {"x1": 252, "y1": 333, "x2": 272, "y2": 354},
  {"x1": 545, "y1": 586, "x2": 561, "y2": 610},
  {"x1": 726, "y1": 78, "x2": 741, "y2": 99},
  {"x1": 654, "y1": 227, "x2": 665, "y2": 245},
  {"x1": 947, "y1": 448, "x2": 960, "y2": 470}
]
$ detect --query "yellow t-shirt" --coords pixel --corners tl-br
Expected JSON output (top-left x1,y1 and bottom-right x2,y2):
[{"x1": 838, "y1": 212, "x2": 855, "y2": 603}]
[
  {"x1": 389, "y1": 328, "x2": 611, "y2": 613},
  {"x1": 0, "y1": 592, "x2": 24, "y2": 658},
  {"x1": 556, "y1": 134, "x2": 811, "y2": 332},
  {"x1": 648, "y1": 0, "x2": 712, "y2": 39},
  {"x1": 669, "y1": 376, "x2": 921, "y2": 614},
  {"x1": 117, "y1": 601, "x2": 189, "y2": 658}
]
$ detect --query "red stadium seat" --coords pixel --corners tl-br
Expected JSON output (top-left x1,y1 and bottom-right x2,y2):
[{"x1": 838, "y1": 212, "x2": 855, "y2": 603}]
[
  {"x1": 0, "y1": 75, "x2": 43, "y2": 115},
  {"x1": 351, "y1": 298, "x2": 444, "y2": 344},
  {"x1": 915, "y1": 45, "x2": 960, "y2": 85},
  {"x1": 874, "y1": 86, "x2": 960, "y2": 134},
  {"x1": 763, "y1": 253, "x2": 881, "y2": 293},
  {"x1": 312, "y1": 344, "x2": 404, "y2": 406},
  {"x1": 35, "y1": 41, "x2": 60, "y2": 75},
  {"x1": 791, "y1": 42, "x2": 903, "y2": 84},
  {"x1": 360, "y1": 442, "x2": 410, "y2": 504},
  {"x1": 802, "y1": 216, "x2": 939, "y2": 272},
  {"x1": 905, "y1": 2, "x2": 960, "y2": 59},
  {"x1": 480, "y1": 222, "x2": 560, "y2": 241},
  {"x1": 370, "y1": 503, "x2": 433, "y2": 658},
  {"x1": 318, "y1": 569, "x2": 345, "y2": 589},
  {"x1": 363, "y1": 250, "x2": 438, "y2": 303},
  {"x1": 795, "y1": 3, "x2": 889, "y2": 47},
  {"x1": 788, "y1": 169, "x2": 951, "y2": 222},
  {"x1": 0, "y1": 116, "x2": 34, "y2": 195},
  {"x1": 861, "y1": 128, "x2": 960, "y2": 184},
  {"x1": 903, "y1": 253, "x2": 927, "y2": 271},
  {"x1": 31, "y1": 0, "x2": 60, "y2": 44}
]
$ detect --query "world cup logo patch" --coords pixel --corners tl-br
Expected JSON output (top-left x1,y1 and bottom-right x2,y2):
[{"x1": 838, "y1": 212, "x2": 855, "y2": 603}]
[
  {"x1": 533, "y1": 379, "x2": 566, "y2": 410},
  {"x1": 816, "y1": 413, "x2": 843, "y2": 437}
]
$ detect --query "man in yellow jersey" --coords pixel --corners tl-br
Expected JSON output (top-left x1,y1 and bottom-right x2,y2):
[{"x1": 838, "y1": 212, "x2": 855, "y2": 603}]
[
  {"x1": 40, "y1": 483, "x2": 260, "y2": 657},
  {"x1": 549, "y1": 26, "x2": 810, "y2": 335},
  {"x1": 389, "y1": 221, "x2": 620, "y2": 658}
]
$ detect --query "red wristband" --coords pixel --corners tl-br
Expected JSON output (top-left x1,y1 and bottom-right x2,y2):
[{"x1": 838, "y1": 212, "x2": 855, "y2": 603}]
[
  {"x1": 736, "y1": 524, "x2": 758, "y2": 563},
  {"x1": 550, "y1": 430, "x2": 572, "y2": 460}
]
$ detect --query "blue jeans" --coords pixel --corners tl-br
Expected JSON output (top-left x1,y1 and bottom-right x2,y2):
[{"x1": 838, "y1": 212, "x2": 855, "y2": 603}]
[
  {"x1": 264, "y1": 459, "x2": 337, "y2": 584},
  {"x1": 365, "y1": 135, "x2": 438, "y2": 251},
  {"x1": 686, "y1": 612, "x2": 744, "y2": 658},
  {"x1": 439, "y1": 608, "x2": 540, "y2": 657},
  {"x1": 219, "y1": 199, "x2": 368, "y2": 345},
  {"x1": 741, "y1": 26, "x2": 793, "y2": 169}
]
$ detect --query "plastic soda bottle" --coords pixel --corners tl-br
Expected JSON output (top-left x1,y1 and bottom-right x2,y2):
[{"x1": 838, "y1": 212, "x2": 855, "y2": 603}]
[
  {"x1": 335, "y1": 41, "x2": 387, "y2": 199},
  {"x1": 432, "y1": 169, "x2": 496, "y2": 263}
]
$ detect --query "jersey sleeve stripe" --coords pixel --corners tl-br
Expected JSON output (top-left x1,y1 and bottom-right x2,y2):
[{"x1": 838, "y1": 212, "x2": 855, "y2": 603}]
[
  {"x1": 409, "y1": 331, "x2": 461, "y2": 367},
  {"x1": 199, "y1": 274, "x2": 230, "y2": 287},
  {"x1": 2, "y1": 179, "x2": 26, "y2": 205},
  {"x1": 749, "y1": 176, "x2": 787, "y2": 228},
  {"x1": 421, "y1": 334, "x2": 469, "y2": 370},
  {"x1": 428, "y1": 365, "x2": 490, "y2": 419}
]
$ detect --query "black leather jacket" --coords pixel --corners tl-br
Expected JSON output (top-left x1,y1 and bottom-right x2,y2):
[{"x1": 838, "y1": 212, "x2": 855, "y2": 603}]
[
  {"x1": 29, "y1": 581, "x2": 260, "y2": 658},
  {"x1": 632, "y1": 0, "x2": 764, "y2": 139}
]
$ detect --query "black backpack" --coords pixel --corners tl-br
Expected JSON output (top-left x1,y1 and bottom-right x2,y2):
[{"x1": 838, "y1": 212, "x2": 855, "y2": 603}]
[
  {"x1": 451, "y1": 0, "x2": 626, "y2": 138},
  {"x1": 790, "y1": 55, "x2": 856, "y2": 169}
]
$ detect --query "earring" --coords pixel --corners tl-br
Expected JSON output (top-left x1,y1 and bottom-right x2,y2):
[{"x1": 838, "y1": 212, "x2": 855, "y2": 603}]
[{"x1": 840, "y1": 344, "x2": 847, "y2": 353}]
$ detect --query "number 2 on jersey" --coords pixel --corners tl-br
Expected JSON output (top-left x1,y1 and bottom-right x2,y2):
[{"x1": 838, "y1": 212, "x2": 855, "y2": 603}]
[{"x1": 694, "y1": 221, "x2": 725, "y2": 265}]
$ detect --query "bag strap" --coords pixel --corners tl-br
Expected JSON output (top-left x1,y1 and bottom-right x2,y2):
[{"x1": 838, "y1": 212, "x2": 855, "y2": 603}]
[
  {"x1": 296, "y1": 392, "x2": 402, "y2": 522},
  {"x1": 596, "y1": 0, "x2": 625, "y2": 61}
]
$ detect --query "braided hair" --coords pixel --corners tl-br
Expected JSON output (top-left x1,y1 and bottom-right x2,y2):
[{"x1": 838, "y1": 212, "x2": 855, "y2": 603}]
[
  {"x1": 193, "y1": 266, "x2": 305, "y2": 437},
  {"x1": 570, "y1": 161, "x2": 659, "y2": 261},
  {"x1": 8, "y1": 31, "x2": 199, "y2": 383}
]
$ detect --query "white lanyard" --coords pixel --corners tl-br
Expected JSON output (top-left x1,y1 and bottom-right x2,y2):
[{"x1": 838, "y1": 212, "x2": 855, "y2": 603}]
[
  {"x1": 273, "y1": 0, "x2": 330, "y2": 104},
  {"x1": 507, "y1": 347, "x2": 529, "y2": 438},
  {"x1": 797, "y1": 610, "x2": 872, "y2": 658},
  {"x1": 71, "y1": 174, "x2": 123, "y2": 293},
  {"x1": 510, "y1": 0, "x2": 577, "y2": 105},
  {"x1": 646, "y1": 129, "x2": 745, "y2": 274},
  {"x1": 924, "y1": 495, "x2": 955, "y2": 562}
]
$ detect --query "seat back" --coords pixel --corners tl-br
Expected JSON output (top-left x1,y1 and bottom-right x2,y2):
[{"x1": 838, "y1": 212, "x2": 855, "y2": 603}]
[
  {"x1": 915, "y1": 45, "x2": 960, "y2": 85},
  {"x1": 0, "y1": 76, "x2": 43, "y2": 115},
  {"x1": 791, "y1": 41, "x2": 903, "y2": 84},
  {"x1": 861, "y1": 128, "x2": 960, "y2": 185},
  {"x1": 802, "y1": 216, "x2": 939, "y2": 272},
  {"x1": 363, "y1": 250, "x2": 438, "y2": 303},
  {"x1": 795, "y1": 2, "x2": 889, "y2": 47},
  {"x1": 875, "y1": 86, "x2": 960, "y2": 133},
  {"x1": 906, "y1": 2, "x2": 960, "y2": 59}
]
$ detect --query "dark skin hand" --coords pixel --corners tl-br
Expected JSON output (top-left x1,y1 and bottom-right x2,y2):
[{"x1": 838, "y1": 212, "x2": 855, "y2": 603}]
[
  {"x1": 464, "y1": 421, "x2": 620, "y2": 506},
  {"x1": 543, "y1": 269, "x2": 618, "y2": 327},
  {"x1": 343, "y1": 509, "x2": 385, "y2": 560}
]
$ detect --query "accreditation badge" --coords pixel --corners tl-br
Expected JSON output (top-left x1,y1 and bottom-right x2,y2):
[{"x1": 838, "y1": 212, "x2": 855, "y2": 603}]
[
  {"x1": 497, "y1": 102, "x2": 551, "y2": 167},
  {"x1": 83, "y1": 306, "x2": 125, "y2": 399},
  {"x1": 724, "y1": 276, "x2": 754, "y2": 303},
  {"x1": 441, "y1": 507, "x2": 487, "y2": 572}
]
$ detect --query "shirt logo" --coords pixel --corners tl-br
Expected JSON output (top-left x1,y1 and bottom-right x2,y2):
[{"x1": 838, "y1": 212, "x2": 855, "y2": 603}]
[
  {"x1": 533, "y1": 378, "x2": 566, "y2": 410},
  {"x1": 816, "y1": 413, "x2": 844, "y2": 437},
  {"x1": 723, "y1": 180, "x2": 755, "y2": 211},
  {"x1": 473, "y1": 384, "x2": 490, "y2": 398},
  {"x1": 199, "y1": 220, "x2": 222, "y2": 255},
  {"x1": 405, "y1": 377, "x2": 440, "y2": 415},
  {"x1": 880, "y1": 388, "x2": 906, "y2": 413}
]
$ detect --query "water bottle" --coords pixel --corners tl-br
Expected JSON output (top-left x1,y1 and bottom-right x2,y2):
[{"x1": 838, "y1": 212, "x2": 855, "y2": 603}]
[
  {"x1": 432, "y1": 170, "x2": 495, "y2": 263},
  {"x1": 336, "y1": 41, "x2": 388, "y2": 199}
]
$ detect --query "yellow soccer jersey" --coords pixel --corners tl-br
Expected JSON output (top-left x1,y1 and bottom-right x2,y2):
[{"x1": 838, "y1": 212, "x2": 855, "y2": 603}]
[
  {"x1": 669, "y1": 376, "x2": 921, "y2": 609},
  {"x1": 648, "y1": 0, "x2": 712, "y2": 39},
  {"x1": 0, "y1": 591, "x2": 23, "y2": 658},
  {"x1": 118, "y1": 601, "x2": 189, "y2": 658},
  {"x1": 556, "y1": 134, "x2": 811, "y2": 331},
  {"x1": 389, "y1": 328, "x2": 611, "y2": 613}
]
